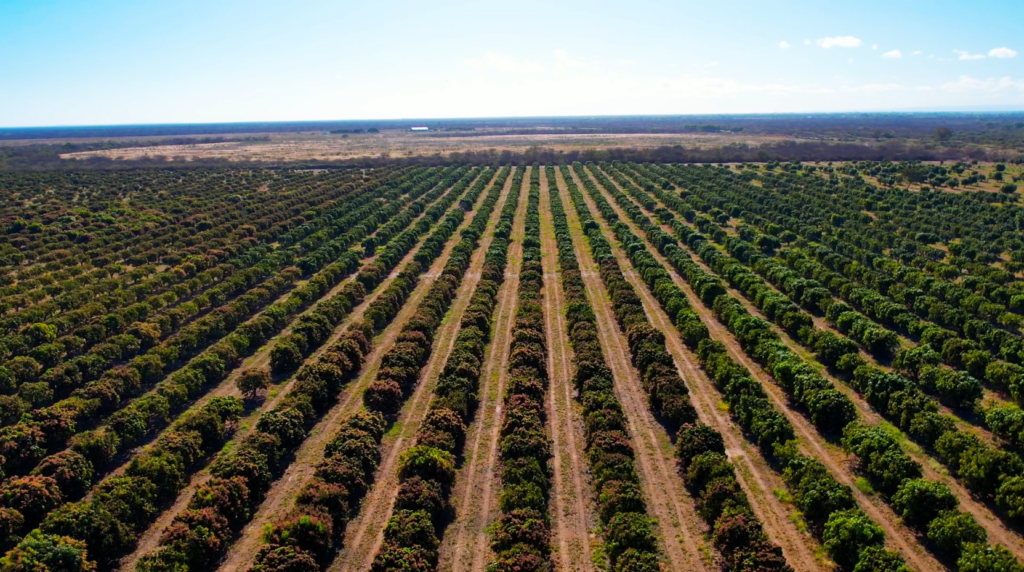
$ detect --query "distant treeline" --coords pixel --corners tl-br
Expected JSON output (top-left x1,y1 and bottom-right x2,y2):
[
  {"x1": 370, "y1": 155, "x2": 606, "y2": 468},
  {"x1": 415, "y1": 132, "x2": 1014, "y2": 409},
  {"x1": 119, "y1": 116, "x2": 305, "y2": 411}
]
[
  {"x1": 0, "y1": 137, "x2": 268, "y2": 171},
  {"x1": 338, "y1": 140, "x2": 1010, "y2": 167},
  {"x1": 4, "y1": 112, "x2": 1024, "y2": 141},
  {"x1": 2, "y1": 139, "x2": 1019, "y2": 172}
]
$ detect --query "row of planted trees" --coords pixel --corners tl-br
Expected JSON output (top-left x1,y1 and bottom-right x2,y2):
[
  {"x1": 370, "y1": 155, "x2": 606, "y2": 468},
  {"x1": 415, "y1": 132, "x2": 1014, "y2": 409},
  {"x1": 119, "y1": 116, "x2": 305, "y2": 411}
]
[
  {"x1": 560, "y1": 164, "x2": 794, "y2": 571},
  {"x1": 0, "y1": 168, "x2": 475, "y2": 562},
  {"x1": 0, "y1": 166, "x2": 484, "y2": 571},
  {"x1": 243, "y1": 166, "x2": 515, "y2": 572},
  {"x1": 593, "y1": 160, "x2": 1023, "y2": 570},
  {"x1": 622, "y1": 160, "x2": 1024, "y2": 529},
  {"x1": 370, "y1": 166, "x2": 521, "y2": 571}
]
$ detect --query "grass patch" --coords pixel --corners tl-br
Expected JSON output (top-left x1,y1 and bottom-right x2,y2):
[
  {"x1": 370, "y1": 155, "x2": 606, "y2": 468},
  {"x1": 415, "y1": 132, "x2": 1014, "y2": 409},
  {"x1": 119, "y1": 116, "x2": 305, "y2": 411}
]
[
  {"x1": 591, "y1": 544, "x2": 608, "y2": 570},
  {"x1": 772, "y1": 488, "x2": 793, "y2": 503},
  {"x1": 716, "y1": 401, "x2": 730, "y2": 412},
  {"x1": 855, "y1": 477, "x2": 874, "y2": 495},
  {"x1": 789, "y1": 511, "x2": 809, "y2": 533}
]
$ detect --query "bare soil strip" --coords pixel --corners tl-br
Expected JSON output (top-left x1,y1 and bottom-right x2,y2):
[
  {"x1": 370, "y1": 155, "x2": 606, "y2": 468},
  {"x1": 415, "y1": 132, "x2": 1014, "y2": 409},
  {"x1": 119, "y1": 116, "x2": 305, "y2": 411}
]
[
  {"x1": 538, "y1": 168, "x2": 599, "y2": 572},
  {"x1": 327, "y1": 171, "x2": 524, "y2": 572},
  {"x1": 604, "y1": 165, "x2": 1024, "y2": 559},
  {"x1": 581, "y1": 167, "x2": 943, "y2": 572},
  {"x1": 209, "y1": 172, "x2": 510, "y2": 572},
  {"x1": 118, "y1": 183, "x2": 468, "y2": 572},
  {"x1": 436, "y1": 169, "x2": 531, "y2": 572},
  {"x1": 555, "y1": 169, "x2": 713, "y2": 572}
]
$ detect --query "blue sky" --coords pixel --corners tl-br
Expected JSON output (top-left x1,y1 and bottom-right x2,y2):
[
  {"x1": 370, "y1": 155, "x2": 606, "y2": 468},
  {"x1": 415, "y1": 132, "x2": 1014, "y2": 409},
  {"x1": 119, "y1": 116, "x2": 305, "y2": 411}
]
[{"x1": 1, "y1": 0, "x2": 1022, "y2": 127}]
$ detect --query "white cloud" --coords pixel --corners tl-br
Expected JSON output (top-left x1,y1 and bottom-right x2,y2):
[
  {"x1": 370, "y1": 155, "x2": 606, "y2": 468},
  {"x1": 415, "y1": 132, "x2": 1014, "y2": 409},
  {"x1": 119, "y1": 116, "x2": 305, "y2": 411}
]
[
  {"x1": 953, "y1": 50, "x2": 985, "y2": 61},
  {"x1": 941, "y1": 75, "x2": 1024, "y2": 93},
  {"x1": 882, "y1": 50, "x2": 902, "y2": 59},
  {"x1": 803, "y1": 39, "x2": 811, "y2": 45},
  {"x1": 779, "y1": 41, "x2": 790, "y2": 49},
  {"x1": 553, "y1": 49, "x2": 585, "y2": 68},
  {"x1": 989, "y1": 47, "x2": 1018, "y2": 59},
  {"x1": 464, "y1": 52, "x2": 545, "y2": 74},
  {"x1": 872, "y1": 44, "x2": 878, "y2": 50},
  {"x1": 912, "y1": 50, "x2": 923, "y2": 56},
  {"x1": 817, "y1": 36, "x2": 863, "y2": 48}
]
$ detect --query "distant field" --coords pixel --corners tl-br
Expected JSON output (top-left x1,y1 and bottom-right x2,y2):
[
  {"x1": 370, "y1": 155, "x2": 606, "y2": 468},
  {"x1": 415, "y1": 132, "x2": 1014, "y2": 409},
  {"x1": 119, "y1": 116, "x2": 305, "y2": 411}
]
[{"x1": 56, "y1": 128, "x2": 803, "y2": 162}]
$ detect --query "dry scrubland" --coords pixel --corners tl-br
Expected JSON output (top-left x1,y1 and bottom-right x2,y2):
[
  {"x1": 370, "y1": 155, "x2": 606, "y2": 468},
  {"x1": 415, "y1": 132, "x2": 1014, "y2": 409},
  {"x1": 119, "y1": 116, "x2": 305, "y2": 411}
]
[
  {"x1": 5, "y1": 161, "x2": 1024, "y2": 572},
  {"x1": 55, "y1": 129, "x2": 798, "y2": 162}
]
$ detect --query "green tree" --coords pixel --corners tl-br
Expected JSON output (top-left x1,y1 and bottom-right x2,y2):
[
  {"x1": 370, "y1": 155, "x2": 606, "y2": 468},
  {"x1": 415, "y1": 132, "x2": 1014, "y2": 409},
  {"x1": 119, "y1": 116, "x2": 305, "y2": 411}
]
[
  {"x1": 237, "y1": 368, "x2": 271, "y2": 399},
  {"x1": 270, "y1": 341, "x2": 303, "y2": 374},
  {"x1": 822, "y1": 509, "x2": 885, "y2": 570},
  {"x1": 891, "y1": 478, "x2": 958, "y2": 529},
  {"x1": 852, "y1": 546, "x2": 912, "y2": 572},
  {"x1": 1, "y1": 530, "x2": 96, "y2": 572},
  {"x1": 957, "y1": 543, "x2": 1024, "y2": 572},
  {"x1": 927, "y1": 510, "x2": 986, "y2": 560}
]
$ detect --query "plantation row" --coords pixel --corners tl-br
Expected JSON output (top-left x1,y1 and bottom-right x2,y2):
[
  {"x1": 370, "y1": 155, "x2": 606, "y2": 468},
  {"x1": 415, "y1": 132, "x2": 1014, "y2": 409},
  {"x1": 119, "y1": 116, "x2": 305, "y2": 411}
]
[
  {"x1": 611, "y1": 160, "x2": 1024, "y2": 536},
  {"x1": 585, "y1": 160, "x2": 1024, "y2": 570},
  {"x1": 0, "y1": 165, "x2": 489, "y2": 569},
  {"x1": 6, "y1": 162, "x2": 1024, "y2": 572},
  {"x1": 0, "y1": 166, "x2": 477, "y2": 545},
  {"x1": 244, "y1": 165, "x2": 516, "y2": 572},
  {"x1": 130, "y1": 166, "x2": 502, "y2": 572}
]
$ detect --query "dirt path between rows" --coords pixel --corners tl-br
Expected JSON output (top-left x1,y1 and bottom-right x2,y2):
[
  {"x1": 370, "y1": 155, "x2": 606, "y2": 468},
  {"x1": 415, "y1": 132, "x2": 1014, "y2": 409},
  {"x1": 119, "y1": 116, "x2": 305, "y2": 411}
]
[
  {"x1": 437, "y1": 170, "x2": 531, "y2": 572},
  {"x1": 581, "y1": 166, "x2": 944, "y2": 572},
  {"x1": 117, "y1": 179, "x2": 472, "y2": 572},
  {"x1": 568, "y1": 168, "x2": 824, "y2": 571},
  {"x1": 210, "y1": 171, "x2": 502, "y2": 572},
  {"x1": 327, "y1": 170, "x2": 523, "y2": 572},
  {"x1": 605, "y1": 165, "x2": 1024, "y2": 560},
  {"x1": 537, "y1": 169, "x2": 599, "y2": 572},
  {"x1": 555, "y1": 169, "x2": 713, "y2": 572}
]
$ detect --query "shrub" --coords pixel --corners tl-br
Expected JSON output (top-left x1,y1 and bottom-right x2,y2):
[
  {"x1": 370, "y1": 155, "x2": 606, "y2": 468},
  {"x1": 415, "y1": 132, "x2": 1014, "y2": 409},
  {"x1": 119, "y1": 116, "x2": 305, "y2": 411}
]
[
  {"x1": 852, "y1": 546, "x2": 912, "y2": 572},
  {"x1": 957, "y1": 543, "x2": 1024, "y2": 572},
  {"x1": 822, "y1": 509, "x2": 885, "y2": 571},
  {"x1": 262, "y1": 510, "x2": 334, "y2": 564},
  {"x1": 891, "y1": 478, "x2": 958, "y2": 529},
  {"x1": 1, "y1": 530, "x2": 96, "y2": 572},
  {"x1": 398, "y1": 446, "x2": 456, "y2": 489},
  {"x1": 927, "y1": 510, "x2": 987, "y2": 560}
]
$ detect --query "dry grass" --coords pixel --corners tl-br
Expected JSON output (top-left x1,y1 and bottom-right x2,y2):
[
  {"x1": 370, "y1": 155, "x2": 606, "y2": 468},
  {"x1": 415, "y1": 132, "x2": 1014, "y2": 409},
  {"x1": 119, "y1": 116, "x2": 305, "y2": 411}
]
[{"x1": 57, "y1": 129, "x2": 800, "y2": 163}]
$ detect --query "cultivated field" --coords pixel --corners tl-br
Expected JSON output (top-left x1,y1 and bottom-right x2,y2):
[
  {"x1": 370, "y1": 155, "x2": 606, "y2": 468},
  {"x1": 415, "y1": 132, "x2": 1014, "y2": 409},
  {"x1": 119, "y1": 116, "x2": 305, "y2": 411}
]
[{"x1": 4, "y1": 160, "x2": 1024, "y2": 572}]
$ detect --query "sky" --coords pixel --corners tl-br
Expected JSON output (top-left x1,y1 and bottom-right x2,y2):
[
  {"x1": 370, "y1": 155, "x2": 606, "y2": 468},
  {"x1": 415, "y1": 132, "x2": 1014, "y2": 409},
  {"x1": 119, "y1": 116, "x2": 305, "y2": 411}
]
[{"x1": 1, "y1": 0, "x2": 1023, "y2": 127}]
